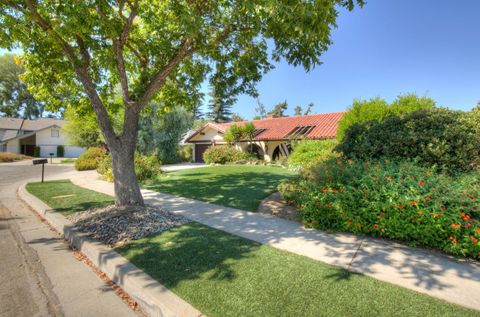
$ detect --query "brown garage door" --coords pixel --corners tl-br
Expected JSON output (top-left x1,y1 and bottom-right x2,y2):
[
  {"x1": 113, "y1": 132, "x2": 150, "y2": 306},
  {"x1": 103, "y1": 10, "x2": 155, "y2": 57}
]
[{"x1": 194, "y1": 144, "x2": 211, "y2": 163}]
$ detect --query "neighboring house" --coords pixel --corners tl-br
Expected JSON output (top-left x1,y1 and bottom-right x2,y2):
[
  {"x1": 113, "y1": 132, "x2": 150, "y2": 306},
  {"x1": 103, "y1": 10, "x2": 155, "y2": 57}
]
[
  {"x1": 0, "y1": 117, "x2": 85, "y2": 157},
  {"x1": 186, "y1": 112, "x2": 344, "y2": 163}
]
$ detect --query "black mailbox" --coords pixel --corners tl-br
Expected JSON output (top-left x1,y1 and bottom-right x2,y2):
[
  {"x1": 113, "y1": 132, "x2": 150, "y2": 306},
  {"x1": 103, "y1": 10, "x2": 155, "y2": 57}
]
[
  {"x1": 33, "y1": 159, "x2": 48, "y2": 165},
  {"x1": 33, "y1": 159, "x2": 48, "y2": 182}
]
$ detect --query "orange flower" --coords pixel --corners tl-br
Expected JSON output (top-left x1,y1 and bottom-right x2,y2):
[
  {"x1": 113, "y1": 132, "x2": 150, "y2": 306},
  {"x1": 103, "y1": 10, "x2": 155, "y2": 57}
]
[
  {"x1": 433, "y1": 213, "x2": 439, "y2": 218},
  {"x1": 418, "y1": 181, "x2": 426, "y2": 186},
  {"x1": 410, "y1": 201, "x2": 418, "y2": 206},
  {"x1": 471, "y1": 237, "x2": 478, "y2": 244},
  {"x1": 417, "y1": 211, "x2": 423, "y2": 215},
  {"x1": 451, "y1": 224, "x2": 461, "y2": 230},
  {"x1": 475, "y1": 229, "x2": 480, "y2": 234},
  {"x1": 373, "y1": 224, "x2": 378, "y2": 229},
  {"x1": 381, "y1": 228, "x2": 385, "y2": 233},
  {"x1": 466, "y1": 223, "x2": 472, "y2": 229},
  {"x1": 312, "y1": 220, "x2": 318, "y2": 225}
]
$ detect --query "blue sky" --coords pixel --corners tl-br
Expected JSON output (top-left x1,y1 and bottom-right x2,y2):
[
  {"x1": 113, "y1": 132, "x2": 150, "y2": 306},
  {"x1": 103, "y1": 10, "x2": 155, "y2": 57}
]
[
  {"x1": 2, "y1": 1, "x2": 479, "y2": 119},
  {"x1": 215, "y1": 0, "x2": 480, "y2": 119}
]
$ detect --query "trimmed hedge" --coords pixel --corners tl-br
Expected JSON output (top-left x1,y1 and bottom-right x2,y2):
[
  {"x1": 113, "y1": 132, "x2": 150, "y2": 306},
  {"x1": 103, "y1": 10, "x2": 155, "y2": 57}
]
[
  {"x1": 279, "y1": 159, "x2": 480, "y2": 259},
  {"x1": 336, "y1": 108, "x2": 480, "y2": 174},
  {"x1": 57, "y1": 145, "x2": 64, "y2": 157}
]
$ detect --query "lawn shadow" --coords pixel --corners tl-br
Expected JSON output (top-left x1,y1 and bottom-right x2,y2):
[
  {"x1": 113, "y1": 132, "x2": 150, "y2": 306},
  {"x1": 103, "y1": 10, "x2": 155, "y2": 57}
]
[
  {"x1": 145, "y1": 170, "x2": 294, "y2": 211},
  {"x1": 116, "y1": 222, "x2": 261, "y2": 289}
]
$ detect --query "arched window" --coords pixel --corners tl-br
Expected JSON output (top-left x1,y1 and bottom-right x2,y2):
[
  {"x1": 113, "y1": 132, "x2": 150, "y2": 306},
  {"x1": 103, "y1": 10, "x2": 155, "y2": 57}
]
[
  {"x1": 272, "y1": 143, "x2": 292, "y2": 161},
  {"x1": 247, "y1": 143, "x2": 264, "y2": 159}
]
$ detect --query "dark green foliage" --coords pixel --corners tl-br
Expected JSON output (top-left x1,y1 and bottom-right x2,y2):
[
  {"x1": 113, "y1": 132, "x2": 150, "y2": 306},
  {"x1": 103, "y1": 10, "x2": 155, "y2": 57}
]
[
  {"x1": 202, "y1": 146, "x2": 252, "y2": 164},
  {"x1": 33, "y1": 146, "x2": 40, "y2": 157},
  {"x1": 337, "y1": 94, "x2": 435, "y2": 140},
  {"x1": 178, "y1": 145, "x2": 193, "y2": 162},
  {"x1": 267, "y1": 100, "x2": 288, "y2": 117},
  {"x1": 74, "y1": 147, "x2": 106, "y2": 171},
  {"x1": 337, "y1": 108, "x2": 480, "y2": 173},
  {"x1": 280, "y1": 159, "x2": 480, "y2": 259},
  {"x1": 56, "y1": 145, "x2": 64, "y2": 157}
]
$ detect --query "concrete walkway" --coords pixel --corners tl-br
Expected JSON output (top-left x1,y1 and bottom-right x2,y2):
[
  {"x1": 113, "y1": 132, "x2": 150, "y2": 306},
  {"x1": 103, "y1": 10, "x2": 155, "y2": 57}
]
[
  {"x1": 66, "y1": 170, "x2": 480, "y2": 310},
  {"x1": 160, "y1": 162, "x2": 206, "y2": 172}
]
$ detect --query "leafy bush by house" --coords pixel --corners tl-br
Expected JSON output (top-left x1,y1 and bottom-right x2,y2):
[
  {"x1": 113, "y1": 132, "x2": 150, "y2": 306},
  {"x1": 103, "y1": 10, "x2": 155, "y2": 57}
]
[
  {"x1": 178, "y1": 144, "x2": 193, "y2": 162},
  {"x1": 337, "y1": 94, "x2": 435, "y2": 141},
  {"x1": 288, "y1": 139, "x2": 338, "y2": 168},
  {"x1": 56, "y1": 145, "x2": 64, "y2": 157},
  {"x1": 75, "y1": 147, "x2": 107, "y2": 171},
  {"x1": 97, "y1": 153, "x2": 161, "y2": 182},
  {"x1": 203, "y1": 146, "x2": 252, "y2": 164},
  {"x1": 0, "y1": 152, "x2": 27, "y2": 162},
  {"x1": 279, "y1": 158, "x2": 480, "y2": 259},
  {"x1": 33, "y1": 146, "x2": 40, "y2": 157},
  {"x1": 336, "y1": 108, "x2": 480, "y2": 173}
]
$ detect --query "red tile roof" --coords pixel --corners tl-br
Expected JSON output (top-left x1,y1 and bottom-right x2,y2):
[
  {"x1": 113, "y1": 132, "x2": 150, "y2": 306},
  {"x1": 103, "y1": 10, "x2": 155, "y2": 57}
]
[{"x1": 187, "y1": 112, "x2": 344, "y2": 142}]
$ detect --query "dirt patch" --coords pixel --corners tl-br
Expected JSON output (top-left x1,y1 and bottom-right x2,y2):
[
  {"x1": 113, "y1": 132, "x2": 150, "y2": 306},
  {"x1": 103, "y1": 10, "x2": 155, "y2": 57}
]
[{"x1": 257, "y1": 192, "x2": 300, "y2": 222}]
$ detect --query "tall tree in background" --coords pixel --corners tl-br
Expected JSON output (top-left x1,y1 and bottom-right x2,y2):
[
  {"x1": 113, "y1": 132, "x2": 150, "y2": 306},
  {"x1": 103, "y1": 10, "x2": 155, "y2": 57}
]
[
  {"x1": 255, "y1": 98, "x2": 267, "y2": 120},
  {"x1": 268, "y1": 101, "x2": 289, "y2": 117},
  {"x1": 0, "y1": 54, "x2": 44, "y2": 119},
  {"x1": 207, "y1": 87, "x2": 232, "y2": 123},
  {"x1": 0, "y1": 0, "x2": 364, "y2": 207},
  {"x1": 294, "y1": 102, "x2": 314, "y2": 116}
]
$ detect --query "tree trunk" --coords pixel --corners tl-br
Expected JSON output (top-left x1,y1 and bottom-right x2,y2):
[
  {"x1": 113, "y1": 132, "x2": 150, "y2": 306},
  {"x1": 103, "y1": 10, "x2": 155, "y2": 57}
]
[{"x1": 110, "y1": 140, "x2": 144, "y2": 207}]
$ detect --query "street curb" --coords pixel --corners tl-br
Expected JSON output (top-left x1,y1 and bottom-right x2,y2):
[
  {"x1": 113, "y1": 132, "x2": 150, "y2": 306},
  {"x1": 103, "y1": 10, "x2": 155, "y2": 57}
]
[{"x1": 18, "y1": 183, "x2": 202, "y2": 317}]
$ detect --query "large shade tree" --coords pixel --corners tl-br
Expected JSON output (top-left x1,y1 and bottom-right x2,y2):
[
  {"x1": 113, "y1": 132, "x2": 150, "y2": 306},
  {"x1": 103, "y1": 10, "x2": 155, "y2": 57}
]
[{"x1": 0, "y1": 0, "x2": 364, "y2": 207}]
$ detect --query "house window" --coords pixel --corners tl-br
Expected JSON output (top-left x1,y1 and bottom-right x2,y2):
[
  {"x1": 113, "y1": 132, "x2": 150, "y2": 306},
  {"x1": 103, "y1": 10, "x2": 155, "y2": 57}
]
[
  {"x1": 288, "y1": 125, "x2": 315, "y2": 138},
  {"x1": 51, "y1": 129, "x2": 60, "y2": 137}
]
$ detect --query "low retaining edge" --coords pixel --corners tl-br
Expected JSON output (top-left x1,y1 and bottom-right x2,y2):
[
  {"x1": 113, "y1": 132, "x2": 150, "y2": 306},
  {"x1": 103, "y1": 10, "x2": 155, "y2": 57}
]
[{"x1": 18, "y1": 183, "x2": 202, "y2": 317}]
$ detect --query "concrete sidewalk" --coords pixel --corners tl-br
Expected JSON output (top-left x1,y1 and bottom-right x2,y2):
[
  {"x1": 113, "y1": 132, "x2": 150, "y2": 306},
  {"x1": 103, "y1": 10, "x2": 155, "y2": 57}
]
[{"x1": 67, "y1": 170, "x2": 480, "y2": 310}]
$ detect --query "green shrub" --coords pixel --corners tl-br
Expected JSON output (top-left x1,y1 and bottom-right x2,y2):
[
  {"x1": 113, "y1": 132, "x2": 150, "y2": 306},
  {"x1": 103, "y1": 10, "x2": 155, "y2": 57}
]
[
  {"x1": 337, "y1": 108, "x2": 480, "y2": 174},
  {"x1": 33, "y1": 146, "x2": 40, "y2": 157},
  {"x1": 56, "y1": 145, "x2": 64, "y2": 157},
  {"x1": 75, "y1": 147, "x2": 106, "y2": 171},
  {"x1": 178, "y1": 144, "x2": 193, "y2": 162},
  {"x1": 337, "y1": 94, "x2": 435, "y2": 141},
  {"x1": 280, "y1": 158, "x2": 480, "y2": 259},
  {"x1": 288, "y1": 139, "x2": 338, "y2": 168},
  {"x1": 96, "y1": 153, "x2": 161, "y2": 182},
  {"x1": 203, "y1": 146, "x2": 251, "y2": 164}
]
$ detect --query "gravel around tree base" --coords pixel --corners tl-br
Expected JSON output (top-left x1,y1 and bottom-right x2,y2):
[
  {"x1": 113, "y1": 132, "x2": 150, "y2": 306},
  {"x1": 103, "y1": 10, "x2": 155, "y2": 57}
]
[{"x1": 67, "y1": 205, "x2": 189, "y2": 247}]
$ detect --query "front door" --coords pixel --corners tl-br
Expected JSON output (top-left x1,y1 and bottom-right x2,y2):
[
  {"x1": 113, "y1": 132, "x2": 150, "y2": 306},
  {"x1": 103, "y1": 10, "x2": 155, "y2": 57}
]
[{"x1": 194, "y1": 144, "x2": 211, "y2": 163}]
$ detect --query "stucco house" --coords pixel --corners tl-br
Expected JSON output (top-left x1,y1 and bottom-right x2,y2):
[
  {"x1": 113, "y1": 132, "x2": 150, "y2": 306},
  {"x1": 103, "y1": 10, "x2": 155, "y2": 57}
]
[
  {"x1": 185, "y1": 112, "x2": 344, "y2": 163},
  {"x1": 0, "y1": 117, "x2": 85, "y2": 157}
]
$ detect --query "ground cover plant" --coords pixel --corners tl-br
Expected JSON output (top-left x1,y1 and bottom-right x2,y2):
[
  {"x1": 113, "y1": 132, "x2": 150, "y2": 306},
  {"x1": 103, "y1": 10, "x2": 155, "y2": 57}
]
[
  {"x1": 145, "y1": 165, "x2": 294, "y2": 211},
  {"x1": 117, "y1": 221, "x2": 479, "y2": 317},
  {"x1": 26, "y1": 180, "x2": 113, "y2": 216},
  {"x1": 279, "y1": 159, "x2": 480, "y2": 259}
]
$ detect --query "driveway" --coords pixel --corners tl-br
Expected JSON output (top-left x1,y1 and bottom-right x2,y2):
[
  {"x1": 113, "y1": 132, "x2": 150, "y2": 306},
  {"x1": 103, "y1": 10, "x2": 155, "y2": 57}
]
[{"x1": 0, "y1": 163, "x2": 138, "y2": 317}]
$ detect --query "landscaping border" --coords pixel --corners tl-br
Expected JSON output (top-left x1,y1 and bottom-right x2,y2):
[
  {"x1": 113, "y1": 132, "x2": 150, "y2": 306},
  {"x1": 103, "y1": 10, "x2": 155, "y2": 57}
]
[{"x1": 18, "y1": 183, "x2": 202, "y2": 317}]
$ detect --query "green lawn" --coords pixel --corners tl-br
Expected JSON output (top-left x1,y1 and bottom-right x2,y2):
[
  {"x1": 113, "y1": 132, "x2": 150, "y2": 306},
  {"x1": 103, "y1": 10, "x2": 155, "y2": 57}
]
[
  {"x1": 26, "y1": 179, "x2": 113, "y2": 215},
  {"x1": 117, "y1": 222, "x2": 479, "y2": 317},
  {"x1": 144, "y1": 165, "x2": 295, "y2": 211}
]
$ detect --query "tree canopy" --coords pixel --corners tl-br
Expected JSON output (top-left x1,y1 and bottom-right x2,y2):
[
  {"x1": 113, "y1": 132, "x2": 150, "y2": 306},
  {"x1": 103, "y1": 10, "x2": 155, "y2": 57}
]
[
  {"x1": 267, "y1": 100, "x2": 288, "y2": 117},
  {"x1": 0, "y1": 53, "x2": 44, "y2": 118},
  {"x1": 0, "y1": 0, "x2": 364, "y2": 206}
]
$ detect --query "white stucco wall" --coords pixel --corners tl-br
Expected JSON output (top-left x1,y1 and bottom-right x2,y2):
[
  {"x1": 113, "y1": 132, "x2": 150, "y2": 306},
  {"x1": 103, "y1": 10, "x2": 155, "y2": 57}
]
[
  {"x1": 5, "y1": 139, "x2": 20, "y2": 153},
  {"x1": 36, "y1": 127, "x2": 85, "y2": 158},
  {"x1": 189, "y1": 127, "x2": 225, "y2": 143}
]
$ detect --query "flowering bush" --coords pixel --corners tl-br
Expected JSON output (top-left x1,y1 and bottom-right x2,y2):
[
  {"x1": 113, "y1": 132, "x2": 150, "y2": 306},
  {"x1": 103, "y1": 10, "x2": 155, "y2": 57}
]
[{"x1": 279, "y1": 159, "x2": 480, "y2": 258}]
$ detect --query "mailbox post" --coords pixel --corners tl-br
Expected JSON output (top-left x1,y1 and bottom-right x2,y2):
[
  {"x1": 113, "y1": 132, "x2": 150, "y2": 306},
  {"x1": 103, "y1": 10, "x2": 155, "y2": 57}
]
[
  {"x1": 49, "y1": 153, "x2": 54, "y2": 164},
  {"x1": 33, "y1": 158, "x2": 48, "y2": 183}
]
